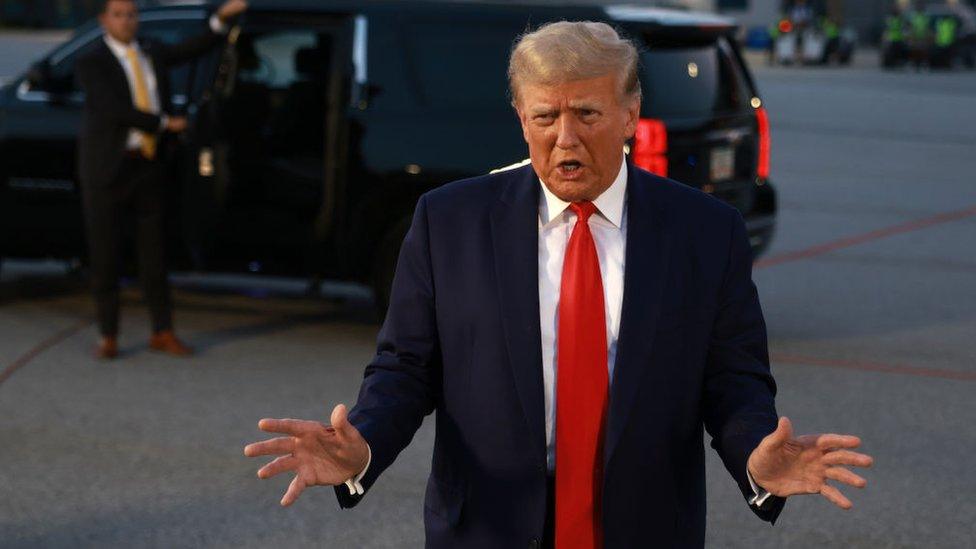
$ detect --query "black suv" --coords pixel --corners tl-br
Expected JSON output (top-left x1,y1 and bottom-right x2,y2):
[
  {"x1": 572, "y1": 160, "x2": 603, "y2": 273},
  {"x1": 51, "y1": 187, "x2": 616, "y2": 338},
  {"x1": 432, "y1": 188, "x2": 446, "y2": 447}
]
[{"x1": 0, "y1": 0, "x2": 776, "y2": 305}]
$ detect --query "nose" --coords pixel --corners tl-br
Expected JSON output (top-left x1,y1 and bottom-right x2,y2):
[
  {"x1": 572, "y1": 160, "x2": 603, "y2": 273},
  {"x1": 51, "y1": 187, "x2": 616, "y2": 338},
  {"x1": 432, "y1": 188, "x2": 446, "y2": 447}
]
[{"x1": 554, "y1": 115, "x2": 580, "y2": 150}]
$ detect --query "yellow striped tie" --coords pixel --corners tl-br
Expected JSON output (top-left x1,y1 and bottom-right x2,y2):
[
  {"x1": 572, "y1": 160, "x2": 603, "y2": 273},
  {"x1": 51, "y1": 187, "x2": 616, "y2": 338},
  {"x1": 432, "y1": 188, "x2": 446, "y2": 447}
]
[{"x1": 125, "y1": 46, "x2": 157, "y2": 160}]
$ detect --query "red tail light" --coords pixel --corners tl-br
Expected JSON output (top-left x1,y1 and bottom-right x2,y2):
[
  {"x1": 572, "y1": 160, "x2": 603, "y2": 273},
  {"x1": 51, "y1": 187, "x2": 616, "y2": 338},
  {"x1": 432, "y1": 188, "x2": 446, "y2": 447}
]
[
  {"x1": 778, "y1": 19, "x2": 793, "y2": 34},
  {"x1": 632, "y1": 118, "x2": 668, "y2": 177},
  {"x1": 755, "y1": 106, "x2": 770, "y2": 180}
]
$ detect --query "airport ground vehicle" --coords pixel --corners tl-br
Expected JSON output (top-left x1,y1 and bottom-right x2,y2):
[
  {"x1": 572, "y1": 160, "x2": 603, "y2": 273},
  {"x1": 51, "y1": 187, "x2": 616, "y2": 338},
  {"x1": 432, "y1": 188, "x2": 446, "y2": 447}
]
[{"x1": 0, "y1": 1, "x2": 777, "y2": 307}]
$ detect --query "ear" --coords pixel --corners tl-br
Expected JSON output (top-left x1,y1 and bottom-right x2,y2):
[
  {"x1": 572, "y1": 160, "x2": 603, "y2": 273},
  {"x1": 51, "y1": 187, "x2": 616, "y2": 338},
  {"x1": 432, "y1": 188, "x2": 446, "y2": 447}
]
[{"x1": 623, "y1": 94, "x2": 641, "y2": 140}]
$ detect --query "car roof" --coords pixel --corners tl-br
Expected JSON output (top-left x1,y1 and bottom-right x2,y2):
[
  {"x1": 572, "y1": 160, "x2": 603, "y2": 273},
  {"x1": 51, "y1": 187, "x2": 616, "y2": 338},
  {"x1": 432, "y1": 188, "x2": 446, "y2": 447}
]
[
  {"x1": 147, "y1": 0, "x2": 737, "y2": 31},
  {"x1": 604, "y1": 5, "x2": 736, "y2": 29}
]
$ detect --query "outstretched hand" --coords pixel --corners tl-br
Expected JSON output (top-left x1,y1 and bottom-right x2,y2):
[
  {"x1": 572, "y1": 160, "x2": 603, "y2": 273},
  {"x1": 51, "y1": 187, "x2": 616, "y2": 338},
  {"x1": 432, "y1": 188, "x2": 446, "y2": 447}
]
[
  {"x1": 747, "y1": 417, "x2": 874, "y2": 510},
  {"x1": 244, "y1": 403, "x2": 369, "y2": 506}
]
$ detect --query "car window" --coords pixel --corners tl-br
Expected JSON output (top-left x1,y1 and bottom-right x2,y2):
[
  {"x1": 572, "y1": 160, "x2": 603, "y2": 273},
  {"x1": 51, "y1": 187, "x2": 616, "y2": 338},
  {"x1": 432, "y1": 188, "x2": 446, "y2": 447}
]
[
  {"x1": 368, "y1": 16, "x2": 522, "y2": 112},
  {"x1": 235, "y1": 30, "x2": 320, "y2": 88},
  {"x1": 639, "y1": 37, "x2": 751, "y2": 118},
  {"x1": 34, "y1": 17, "x2": 203, "y2": 95}
]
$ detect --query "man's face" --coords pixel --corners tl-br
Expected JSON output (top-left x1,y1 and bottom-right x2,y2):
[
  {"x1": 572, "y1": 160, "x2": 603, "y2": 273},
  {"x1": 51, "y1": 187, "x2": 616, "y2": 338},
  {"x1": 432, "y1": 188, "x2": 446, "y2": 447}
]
[
  {"x1": 515, "y1": 73, "x2": 639, "y2": 203},
  {"x1": 99, "y1": 0, "x2": 139, "y2": 44}
]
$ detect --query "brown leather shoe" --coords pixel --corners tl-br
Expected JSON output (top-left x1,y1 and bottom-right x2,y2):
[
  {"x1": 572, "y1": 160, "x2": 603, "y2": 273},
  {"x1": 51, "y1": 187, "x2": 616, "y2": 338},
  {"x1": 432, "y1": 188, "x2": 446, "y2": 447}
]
[
  {"x1": 95, "y1": 336, "x2": 118, "y2": 360},
  {"x1": 149, "y1": 330, "x2": 193, "y2": 357}
]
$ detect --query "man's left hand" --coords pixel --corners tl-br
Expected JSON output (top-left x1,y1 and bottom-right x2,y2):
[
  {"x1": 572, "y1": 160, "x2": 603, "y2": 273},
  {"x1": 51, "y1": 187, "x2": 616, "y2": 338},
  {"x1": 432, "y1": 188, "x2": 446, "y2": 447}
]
[
  {"x1": 747, "y1": 416, "x2": 874, "y2": 510},
  {"x1": 216, "y1": 0, "x2": 248, "y2": 22}
]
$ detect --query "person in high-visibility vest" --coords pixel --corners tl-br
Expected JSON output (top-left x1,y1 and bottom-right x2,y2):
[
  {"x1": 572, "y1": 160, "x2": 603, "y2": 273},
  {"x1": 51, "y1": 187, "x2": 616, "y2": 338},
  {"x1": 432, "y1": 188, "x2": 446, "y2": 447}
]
[
  {"x1": 907, "y1": 6, "x2": 932, "y2": 69},
  {"x1": 882, "y1": 8, "x2": 908, "y2": 68},
  {"x1": 767, "y1": 20, "x2": 781, "y2": 65},
  {"x1": 821, "y1": 16, "x2": 840, "y2": 64},
  {"x1": 884, "y1": 14, "x2": 905, "y2": 44},
  {"x1": 933, "y1": 16, "x2": 959, "y2": 68}
]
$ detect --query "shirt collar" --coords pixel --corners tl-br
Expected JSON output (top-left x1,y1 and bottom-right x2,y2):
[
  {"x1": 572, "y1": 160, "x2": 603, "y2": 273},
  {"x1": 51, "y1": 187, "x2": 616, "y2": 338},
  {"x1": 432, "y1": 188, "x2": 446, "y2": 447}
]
[
  {"x1": 539, "y1": 155, "x2": 628, "y2": 228},
  {"x1": 103, "y1": 33, "x2": 140, "y2": 60}
]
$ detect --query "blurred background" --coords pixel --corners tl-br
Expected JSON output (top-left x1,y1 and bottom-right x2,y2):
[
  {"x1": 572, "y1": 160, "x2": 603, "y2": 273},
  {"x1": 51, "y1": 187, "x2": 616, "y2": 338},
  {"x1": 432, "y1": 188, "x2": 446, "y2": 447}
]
[{"x1": 0, "y1": 0, "x2": 974, "y2": 547}]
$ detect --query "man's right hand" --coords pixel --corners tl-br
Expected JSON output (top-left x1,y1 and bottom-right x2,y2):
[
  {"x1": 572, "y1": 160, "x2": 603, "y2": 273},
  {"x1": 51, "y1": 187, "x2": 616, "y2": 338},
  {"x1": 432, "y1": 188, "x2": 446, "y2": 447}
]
[
  {"x1": 164, "y1": 116, "x2": 187, "y2": 133},
  {"x1": 244, "y1": 404, "x2": 370, "y2": 506}
]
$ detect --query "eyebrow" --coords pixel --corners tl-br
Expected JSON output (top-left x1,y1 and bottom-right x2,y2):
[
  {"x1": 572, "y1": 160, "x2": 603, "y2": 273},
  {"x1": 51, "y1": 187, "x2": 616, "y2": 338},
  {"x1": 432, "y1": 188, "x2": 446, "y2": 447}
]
[
  {"x1": 567, "y1": 100, "x2": 603, "y2": 111},
  {"x1": 528, "y1": 101, "x2": 603, "y2": 116}
]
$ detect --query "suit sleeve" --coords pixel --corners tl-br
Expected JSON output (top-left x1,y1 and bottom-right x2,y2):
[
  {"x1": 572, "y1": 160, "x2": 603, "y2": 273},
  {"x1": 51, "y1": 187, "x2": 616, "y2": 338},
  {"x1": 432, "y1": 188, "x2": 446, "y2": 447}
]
[
  {"x1": 153, "y1": 14, "x2": 226, "y2": 67},
  {"x1": 334, "y1": 195, "x2": 442, "y2": 508},
  {"x1": 703, "y1": 209, "x2": 786, "y2": 524},
  {"x1": 75, "y1": 56, "x2": 161, "y2": 133}
]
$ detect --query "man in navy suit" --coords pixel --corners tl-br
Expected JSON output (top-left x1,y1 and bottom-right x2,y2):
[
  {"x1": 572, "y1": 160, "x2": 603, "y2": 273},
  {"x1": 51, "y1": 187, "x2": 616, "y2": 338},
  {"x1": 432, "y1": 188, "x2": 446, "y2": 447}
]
[{"x1": 245, "y1": 21, "x2": 873, "y2": 548}]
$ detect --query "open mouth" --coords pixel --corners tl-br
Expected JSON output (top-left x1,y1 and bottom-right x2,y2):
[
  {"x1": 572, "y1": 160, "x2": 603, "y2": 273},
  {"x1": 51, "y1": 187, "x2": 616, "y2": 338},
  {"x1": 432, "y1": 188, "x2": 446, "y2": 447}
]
[{"x1": 558, "y1": 160, "x2": 582, "y2": 172}]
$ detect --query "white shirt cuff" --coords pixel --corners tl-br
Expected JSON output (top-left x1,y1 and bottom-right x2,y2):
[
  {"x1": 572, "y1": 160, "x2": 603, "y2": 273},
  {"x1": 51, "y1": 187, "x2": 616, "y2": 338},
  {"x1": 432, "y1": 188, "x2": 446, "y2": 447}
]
[
  {"x1": 343, "y1": 443, "x2": 371, "y2": 496},
  {"x1": 159, "y1": 114, "x2": 168, "y2": 132},
  {"x1": 209, "y1": 13, "x2": 228, "y2": 34},
  {"x1": 747, "y1": 466, "x2": 774, "y2": 508}
]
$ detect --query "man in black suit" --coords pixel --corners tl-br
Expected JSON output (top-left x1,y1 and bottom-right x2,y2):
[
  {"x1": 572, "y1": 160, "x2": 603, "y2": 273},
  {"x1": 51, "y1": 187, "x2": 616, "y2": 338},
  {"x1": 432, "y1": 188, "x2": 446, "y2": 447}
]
[{"x1": 76, "y1": 0, "x2": 247, "y2": 359}]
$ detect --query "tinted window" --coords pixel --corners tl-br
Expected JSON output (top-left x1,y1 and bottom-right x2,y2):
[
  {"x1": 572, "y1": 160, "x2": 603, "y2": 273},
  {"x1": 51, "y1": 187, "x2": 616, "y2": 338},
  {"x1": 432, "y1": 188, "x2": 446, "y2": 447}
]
[
  {"x1": 639, "y1": 38, "x2": 750, "y2": 118},
  {"x1": 236, "y1": 30, "x2": 320, "y2": 88},
  {"x1": 369, "y1": 16, "x2": 522, "y2": 112}
]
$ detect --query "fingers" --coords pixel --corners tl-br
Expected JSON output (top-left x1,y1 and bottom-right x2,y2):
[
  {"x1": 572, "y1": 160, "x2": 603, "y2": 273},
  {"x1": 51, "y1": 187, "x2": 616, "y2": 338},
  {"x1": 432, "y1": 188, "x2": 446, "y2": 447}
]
[
  {"x1": 823, "y1": 449, "x2": 874, "y2": 468},
  {"x1": 243, "y1": 436, "x2": 295, "y2": 457},
  {"x1": 257, "y1": 454, "x2": 298, "y2": 479},
  {"x1": 825, "y1": 466, "x2": 867, "y2": 489},
  {"x1": 819, "y1": 483, "x2": 853, "y2": 510},
  {"x1": 816, "y1": 433, "x2": 862, "y2": 450},
  {"x1": 330, "y1": 403, "x2": 354, "y2": 441},
  {"x1": 257, "y1": 418, "x2": 318, "y2": 437},
  {"x1": 766, "y1": 416, "x2": 794, "y2": 447},
  {"x1": 281, "y1": 473, "x2": 306, "y2": 507}
]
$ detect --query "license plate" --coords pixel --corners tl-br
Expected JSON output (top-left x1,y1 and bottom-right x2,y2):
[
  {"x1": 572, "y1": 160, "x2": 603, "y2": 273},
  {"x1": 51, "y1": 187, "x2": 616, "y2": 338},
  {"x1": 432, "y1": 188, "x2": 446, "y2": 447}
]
[{"x1": 710, "y1": 146, "x2": 734, "y2": 182}]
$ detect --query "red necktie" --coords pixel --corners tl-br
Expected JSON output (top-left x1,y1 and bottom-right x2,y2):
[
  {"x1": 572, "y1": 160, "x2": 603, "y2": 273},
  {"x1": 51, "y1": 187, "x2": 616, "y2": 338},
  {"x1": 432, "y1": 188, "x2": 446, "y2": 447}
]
[{"x1": 555, "y1": 201, "x2": 608, "y2": 549}]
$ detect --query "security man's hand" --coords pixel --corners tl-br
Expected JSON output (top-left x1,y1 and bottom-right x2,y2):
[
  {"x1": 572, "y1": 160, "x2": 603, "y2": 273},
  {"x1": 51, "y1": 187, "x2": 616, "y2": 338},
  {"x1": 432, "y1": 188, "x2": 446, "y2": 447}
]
[
  {"x1": 747, "y1": 417, "x2": 874, "y2": 510},
  {"x1": 244, "y1": 403, "x2": 370, "y2": 506},
  {"x1": 164, "y1": 116, "x2": 187, "y2": 133},
  {"x1": 216, "y1": 0, "x2": 248, "y2": 22}
]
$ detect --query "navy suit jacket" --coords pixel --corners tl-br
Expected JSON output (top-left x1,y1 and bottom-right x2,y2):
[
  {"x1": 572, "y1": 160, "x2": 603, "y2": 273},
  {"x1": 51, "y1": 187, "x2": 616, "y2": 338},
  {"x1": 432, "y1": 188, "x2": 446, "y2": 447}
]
[{"x1": 337, "y1": 161, "x2": 785, "y2": 548}]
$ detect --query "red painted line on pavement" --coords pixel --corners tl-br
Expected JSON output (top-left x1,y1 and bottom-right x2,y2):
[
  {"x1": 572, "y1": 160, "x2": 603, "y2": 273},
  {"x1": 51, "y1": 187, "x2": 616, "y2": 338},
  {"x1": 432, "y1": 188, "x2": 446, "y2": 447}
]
[
  {"x1": 0, "y1": 319, "x2": 92, "y2": 387},
  {"x1": 756, "y1": 204, "x2": 976, "y2": 269},
  {"x1": 771, "y1": 353, "x2": 976, "y2": 381}
]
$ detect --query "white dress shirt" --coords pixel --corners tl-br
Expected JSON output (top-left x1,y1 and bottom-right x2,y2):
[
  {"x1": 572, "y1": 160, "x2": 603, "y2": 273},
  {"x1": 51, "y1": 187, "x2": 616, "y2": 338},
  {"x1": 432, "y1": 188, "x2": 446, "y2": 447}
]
[
  {"x1": 538, "y1": 155, "x2": 628, "y2": 473},
  {"x1": 102, "y1": 14, "x2": 226, "y2": 149},
  {"x1": 348, "y1": 155, "x2": 772, "y2": 507}
]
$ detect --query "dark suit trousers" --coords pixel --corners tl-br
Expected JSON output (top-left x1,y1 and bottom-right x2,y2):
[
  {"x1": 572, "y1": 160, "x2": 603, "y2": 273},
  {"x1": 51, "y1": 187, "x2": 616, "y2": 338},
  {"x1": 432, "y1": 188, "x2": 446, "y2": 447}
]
[{"x1": 82, "y1": 154, "x2": 173, "y2": 336}]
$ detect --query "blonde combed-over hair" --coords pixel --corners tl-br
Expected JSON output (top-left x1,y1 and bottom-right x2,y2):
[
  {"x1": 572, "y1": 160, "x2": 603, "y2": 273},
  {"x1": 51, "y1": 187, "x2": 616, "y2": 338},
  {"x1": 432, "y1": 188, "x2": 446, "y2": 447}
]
[{"x1": 507, "y1": 20, "x2": 641, "y2": 106}]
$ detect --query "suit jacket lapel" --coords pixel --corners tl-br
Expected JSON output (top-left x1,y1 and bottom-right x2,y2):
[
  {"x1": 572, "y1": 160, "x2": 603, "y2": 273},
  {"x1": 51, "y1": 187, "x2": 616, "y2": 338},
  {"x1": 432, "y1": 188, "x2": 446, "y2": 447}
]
[
  {"x1": 490, "y1": 165, "x2": 548, "y2": 462},
  {"x1": 605, "y1": 163, "x2": 672, "y2": 466},
  {"x1": 96, "y1": 40, "x2": 133, "y2": 100}
]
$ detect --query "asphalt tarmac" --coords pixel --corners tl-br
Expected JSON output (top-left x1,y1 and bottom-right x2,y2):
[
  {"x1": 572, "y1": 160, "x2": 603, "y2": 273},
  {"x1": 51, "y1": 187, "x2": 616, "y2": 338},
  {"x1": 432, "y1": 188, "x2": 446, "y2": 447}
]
[{"x1": 1, "y1": 45, "x2": 974, "y2": 548}]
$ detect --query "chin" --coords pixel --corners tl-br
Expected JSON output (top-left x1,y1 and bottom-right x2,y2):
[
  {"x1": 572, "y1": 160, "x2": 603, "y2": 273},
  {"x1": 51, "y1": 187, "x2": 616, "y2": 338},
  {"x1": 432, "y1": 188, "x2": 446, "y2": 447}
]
[{"x1": 547, "y1": 180, "x2": 599, "y2": 203}]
